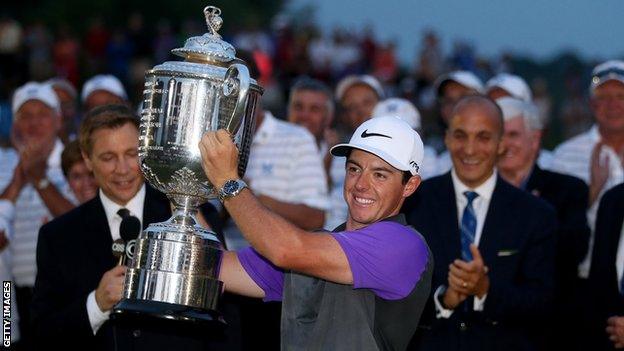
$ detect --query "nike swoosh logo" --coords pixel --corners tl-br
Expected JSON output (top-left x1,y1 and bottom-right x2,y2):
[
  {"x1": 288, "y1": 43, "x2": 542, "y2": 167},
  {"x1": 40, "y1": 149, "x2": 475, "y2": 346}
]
[{"x1": 361, "y1": 129, "x2": 392, "y2": 139}]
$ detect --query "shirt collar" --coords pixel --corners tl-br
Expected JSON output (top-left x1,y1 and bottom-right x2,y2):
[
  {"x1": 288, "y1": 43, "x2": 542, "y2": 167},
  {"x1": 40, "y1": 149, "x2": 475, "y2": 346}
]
[
  {"x1": 47, "y1": 139, "x2": 64, "y2": 168},
  {"x1": 588, "y1": 124, "x2": 600, "y2": 142},
  {"x1": 451, "y1": 168, "x2": 497, "y2": 202},
  {"x1": 253, "y1": 111, "x2": 278, "y2": 145},
  {"x1": 99, "y1": 183, "x2": 146, "y2": 225}
]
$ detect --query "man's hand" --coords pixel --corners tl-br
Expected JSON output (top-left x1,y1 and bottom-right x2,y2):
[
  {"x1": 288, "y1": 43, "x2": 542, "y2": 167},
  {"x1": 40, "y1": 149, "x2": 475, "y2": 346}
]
[
  {"x1": 20, "y1": 141, "x2": 54, "y2": 184},
  {"x1": 607, "y1": 316, "x2": 624, "y2": 348},
  {"x1": 94, "y1": 266, "x2": 126, "y2": 312},
  {"x1": 199, "y1": 130, "x2": 240, "y2": 190},
  {"x1": 589, "y1": 142, "x2": 610, "y2": 205},
  {"x1": 448, "y1": 244, "x2": 490, "y2": 297},
  {"x1": 442, "y1": 285, "x2": 467, "y2": 310},
  {"x1": 0, "y1": 231, "x2": 8, "y2": 252}
]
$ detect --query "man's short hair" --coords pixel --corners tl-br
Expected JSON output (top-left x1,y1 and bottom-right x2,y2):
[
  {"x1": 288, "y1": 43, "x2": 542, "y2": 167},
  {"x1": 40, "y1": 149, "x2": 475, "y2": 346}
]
[
  {"x1": 289, "y1": 77, "x2": 335, "y2": 115},
  {"x1": 61, "y1": 140, "x2": 83, "y2": 177},
  {"x1": 451, "y1": 95, "x2": 504, "y2": 136},
  {"x1": 496, "y1": 97, "x2": 542, "y2": 131},
  {"x1": 79, "y1": 104, "x2": 139, "y2": 155}
]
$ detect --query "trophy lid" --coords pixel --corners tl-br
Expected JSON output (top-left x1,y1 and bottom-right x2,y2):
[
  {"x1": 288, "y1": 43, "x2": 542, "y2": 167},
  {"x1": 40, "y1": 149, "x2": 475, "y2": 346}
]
[{"x1": 171, "y1": 6, "x2": 236, "y2": 65}]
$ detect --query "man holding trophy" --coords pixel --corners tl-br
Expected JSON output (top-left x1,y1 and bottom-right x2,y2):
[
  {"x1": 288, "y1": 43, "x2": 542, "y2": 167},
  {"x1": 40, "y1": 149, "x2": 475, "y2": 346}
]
[{"x1": 200, "y1": 115, "x2": 433, "y2": 350}]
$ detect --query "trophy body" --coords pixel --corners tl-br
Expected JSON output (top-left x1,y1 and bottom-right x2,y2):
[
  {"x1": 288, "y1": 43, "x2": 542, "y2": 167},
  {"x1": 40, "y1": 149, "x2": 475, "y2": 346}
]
[{"x1": 113, "y1": 6, "x2": 262, "y2": 323}]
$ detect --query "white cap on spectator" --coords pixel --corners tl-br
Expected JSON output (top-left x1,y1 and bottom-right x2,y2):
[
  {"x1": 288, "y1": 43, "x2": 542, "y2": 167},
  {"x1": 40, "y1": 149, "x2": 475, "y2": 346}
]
[
  {"x1": 335, "y1": 75, "x2": 384, "y2": 101},
  {"x1": 81, "y1": 74, "x2": 128, "y2": 102},
  {"x1": 12, "y1": 82, "x2": 61, "y2": 115},
  {"x1": 591, "y1": 60, "x2": 624, "y2": 93},
  {"x1": 434, "y1": 70, "x2": 484, "y2": 96},
  {"x1": 331, "y1": 116, "x2": 424, "y2": 175},
  {"x1": 486, "y1": 73, "x2": 532, "y2": 102},
  {"x1": 47, "y1": 77, "x2": 78, "y2": 99},
  {"x1": 372, "y1": 98, "x2": 421, "y2": 130}
]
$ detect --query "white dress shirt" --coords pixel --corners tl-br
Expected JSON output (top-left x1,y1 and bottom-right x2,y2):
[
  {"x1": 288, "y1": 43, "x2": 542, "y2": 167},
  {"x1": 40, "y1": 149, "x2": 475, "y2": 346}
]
[
  {"x1": 434, "y1": 170, "x2": 497, "y2": 318},
  {"x1": 224, "y1": 112, "x2": 329, "y2": 250},
  {"x1": 615, "y1": 222, "x2": 624, "y2": 293},
  {"x1": 551, "y1": 125, "x2": 624, "y2": 278},
  {"x1": 0, "y1": 140, "x2": 73, "y2": 288},
  {"x1": 86, "y1": 184, "x2": 146, "y2": 334}
]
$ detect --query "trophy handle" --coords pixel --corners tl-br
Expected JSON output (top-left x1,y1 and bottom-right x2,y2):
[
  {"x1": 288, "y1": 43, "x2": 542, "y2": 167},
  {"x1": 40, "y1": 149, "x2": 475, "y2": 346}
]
[{"x1": 222, "y1": 63, "x2": 250, "y2": 134}]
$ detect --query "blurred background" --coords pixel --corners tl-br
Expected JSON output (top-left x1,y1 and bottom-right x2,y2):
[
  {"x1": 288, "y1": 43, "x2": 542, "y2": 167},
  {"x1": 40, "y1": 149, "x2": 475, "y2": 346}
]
[{"x1": 1, "y1": 0, "x2": 622, "y2": 149}]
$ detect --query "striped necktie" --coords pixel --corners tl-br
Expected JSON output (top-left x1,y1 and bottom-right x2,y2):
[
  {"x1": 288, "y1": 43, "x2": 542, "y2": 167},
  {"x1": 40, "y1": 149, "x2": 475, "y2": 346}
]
[{"x1": 460, "y1": 191, "x2": 479, "y2": 261}]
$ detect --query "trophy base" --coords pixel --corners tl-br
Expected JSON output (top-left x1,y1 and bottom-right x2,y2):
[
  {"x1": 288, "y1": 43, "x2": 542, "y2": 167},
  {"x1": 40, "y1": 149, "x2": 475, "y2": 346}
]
[{"x1": 112, "y1": 299, "x2": 225, "y2": 325}]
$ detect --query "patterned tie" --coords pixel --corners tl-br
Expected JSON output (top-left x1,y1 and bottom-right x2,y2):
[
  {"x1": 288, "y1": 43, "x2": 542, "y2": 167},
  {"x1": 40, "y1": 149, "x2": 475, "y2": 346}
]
[{"x1": 460, "y1": 191, "x2": 479, "y2": 261}]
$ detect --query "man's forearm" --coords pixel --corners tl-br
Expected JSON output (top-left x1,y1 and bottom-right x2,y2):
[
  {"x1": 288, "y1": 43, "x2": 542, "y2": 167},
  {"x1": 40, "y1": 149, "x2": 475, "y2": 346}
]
[
  {"x1": 257, "y1": 195, "x2": 325, "y2": 230},
  {"x1": 0, "y1": 177, "x2": 23, "y2": 203},
  {"x1": 224, "y1": 189, "x2": 310, "y2": 267},
  {"x1": 36, "y1": 184, "x2": 75, "y2": 217}
]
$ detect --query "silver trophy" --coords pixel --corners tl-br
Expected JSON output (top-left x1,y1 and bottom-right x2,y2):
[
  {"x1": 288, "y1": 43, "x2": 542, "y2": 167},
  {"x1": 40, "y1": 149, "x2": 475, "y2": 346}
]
[{"x1": 113, "y1": 5, "x2": 263, "y2": 323}]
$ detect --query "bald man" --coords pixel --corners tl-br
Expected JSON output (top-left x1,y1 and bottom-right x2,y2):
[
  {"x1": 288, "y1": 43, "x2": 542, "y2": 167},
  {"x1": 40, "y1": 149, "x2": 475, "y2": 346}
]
[{"x1": 404, "y1": 96, "x2": 557, "y2": 351}]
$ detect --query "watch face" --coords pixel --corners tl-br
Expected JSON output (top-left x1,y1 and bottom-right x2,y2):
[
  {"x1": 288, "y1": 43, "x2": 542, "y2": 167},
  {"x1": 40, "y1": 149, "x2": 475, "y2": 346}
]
[{"x1": 223, "y1": 180, "x2": 239, "y2": 195}]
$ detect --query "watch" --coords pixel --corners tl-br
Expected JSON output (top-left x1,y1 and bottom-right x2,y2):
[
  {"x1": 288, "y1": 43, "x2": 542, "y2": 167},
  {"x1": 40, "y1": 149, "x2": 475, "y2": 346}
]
[
  {"x1": 35, "y1": 178, "x2": 50, "y2": 190},
  {"x1": 218, "y1": 179, "x2": 248, "y2": 202}
]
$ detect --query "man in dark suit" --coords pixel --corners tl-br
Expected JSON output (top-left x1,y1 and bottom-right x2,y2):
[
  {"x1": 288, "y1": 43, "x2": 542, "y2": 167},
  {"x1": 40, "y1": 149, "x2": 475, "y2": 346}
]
[
  {"x1": 495, "y1": 97, "x2": 590, "y2": 348},
  {"x1": 587, "y1": 183, "x2": 624, "y2": 350},
  {"x1": 31, "y1": 105, "x2": 235, "y2": 350},
  {"x1": 404, "y1": 96, "x2": 557, "y2": 351}
]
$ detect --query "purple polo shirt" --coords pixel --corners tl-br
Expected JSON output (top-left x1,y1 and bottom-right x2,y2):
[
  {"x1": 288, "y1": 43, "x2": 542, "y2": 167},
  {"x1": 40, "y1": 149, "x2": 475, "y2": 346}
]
[{"x1": 237, "y1": 220, "x2": 429, "y2": 301}]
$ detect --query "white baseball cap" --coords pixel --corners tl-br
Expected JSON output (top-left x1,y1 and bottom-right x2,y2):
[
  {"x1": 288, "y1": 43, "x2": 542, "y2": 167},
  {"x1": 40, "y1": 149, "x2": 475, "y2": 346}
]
[
  {"x1": 47, "y1": 77, "x2": 78, "y2": 99},
  {"x1": 81, "y1": 74, "x2": 128, "y2": 102},
  {"x1": 486, "y1": 73, "x2": 532, "y2": 102},
  {"x1": 372, "y1": 98, "x2": 421, "y2": 130},
  {"x1": 12, "y1": 82, "x2": 61, "y2": 115},
  {"x1": 434, "y1": 70, "x2": 484, "y2": 96},
  {"x1": 331, "y1": 116, "x2": 424, "y2": 176},
  {"x1": 335, "y1": 74, "x2": 384, "y2": 101},
  {"x1": 591, "y1": 60, "x2": 624, "y2": 93}
]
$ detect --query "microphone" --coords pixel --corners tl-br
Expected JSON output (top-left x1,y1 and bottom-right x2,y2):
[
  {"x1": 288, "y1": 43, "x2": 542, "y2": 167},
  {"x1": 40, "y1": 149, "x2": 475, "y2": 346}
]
[
  {"x1": 112, "y1": 239, "x2": 126, "y2": 266},
  {"x1": 119, "y1": 215, "x2": 141, "y2": 265}
]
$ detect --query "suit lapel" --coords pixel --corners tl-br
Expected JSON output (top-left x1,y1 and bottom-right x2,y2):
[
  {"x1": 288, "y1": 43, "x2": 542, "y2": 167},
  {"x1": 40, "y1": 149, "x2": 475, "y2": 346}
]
[
  {"x1": 83, "y1": 194, "x2": 116, "y2": 270},
  {"x1": 525, "y1": 165, "x2": 543, "y2": 193},
  {"x1": 433, "y1": 173, "x2": 461, "y2": 264},
  {"x1": 479, "y1": 177, "x2": 512, "y2": 266}
]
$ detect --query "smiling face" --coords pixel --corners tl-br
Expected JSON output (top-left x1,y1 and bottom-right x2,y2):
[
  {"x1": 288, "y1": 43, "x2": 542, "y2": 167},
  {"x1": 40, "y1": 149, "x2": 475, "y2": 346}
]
[
  {"x1": 288, "y1": 89, "x2": 333, "y2": 143},
  {"x1": 82, "y1": 123, "x2": 143, "y2": 205},
  {"x1": 343, "y1": 149, "x2": 420, "y2": 230},
  {"x1": 445, "y1": 98, "x2": 504, "y2": 188},
  {"x1": 498, "y1": 116, "x2": 541, "y2": 176},
  {"x1": 591, "y1": 80, "x2": 624, "y2": 136},
  {"x1": 67, "y1": 161, "x2": 98, "y2": 204},
  {"x1": 341, "y1": 84, "x2": 379, "y2": 131},
  {"x1": 13, "y1": 100, "x2": 61, "y2": 147}
]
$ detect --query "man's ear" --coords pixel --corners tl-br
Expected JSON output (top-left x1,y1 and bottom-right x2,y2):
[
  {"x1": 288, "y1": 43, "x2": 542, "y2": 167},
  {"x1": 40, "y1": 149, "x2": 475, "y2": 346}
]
[
  {"x1": 402, "y1": 175, "x2": 421, "y2": 198},
  {"x1": 81, "y1": 150, "x2": 94, "y2": 172}
]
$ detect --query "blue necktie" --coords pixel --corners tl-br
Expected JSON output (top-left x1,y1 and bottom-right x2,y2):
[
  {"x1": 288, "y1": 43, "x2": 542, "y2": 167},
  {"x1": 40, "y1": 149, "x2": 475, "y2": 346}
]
[
  {"x1": 620, "y1": 274, "x2": 624, "y2": 295},
  {"x1": 460, "y1": 191, "x2": 479, "y2": 261}
]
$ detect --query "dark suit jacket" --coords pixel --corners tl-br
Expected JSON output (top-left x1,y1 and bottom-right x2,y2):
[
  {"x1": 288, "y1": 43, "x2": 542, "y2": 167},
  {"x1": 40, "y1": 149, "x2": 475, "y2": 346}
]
[
  {"x1": 31, "y1": 185, "x2": 234, "y2": 350},
  {"x1": 525, "y1": 166, "x2": 589, "y2": 298},
  {"x1": 404, "y1": 173, "x2": 557, "y2": 351},
  {"x1": 587, "y1": 183, "x2": 624, "y2": 350}
]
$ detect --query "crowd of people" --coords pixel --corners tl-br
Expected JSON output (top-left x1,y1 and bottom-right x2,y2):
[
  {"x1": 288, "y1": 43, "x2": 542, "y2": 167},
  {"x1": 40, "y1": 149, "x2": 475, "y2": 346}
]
[{"x1": 0, "y1": 10, "x2": 624, "y2": 351}]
